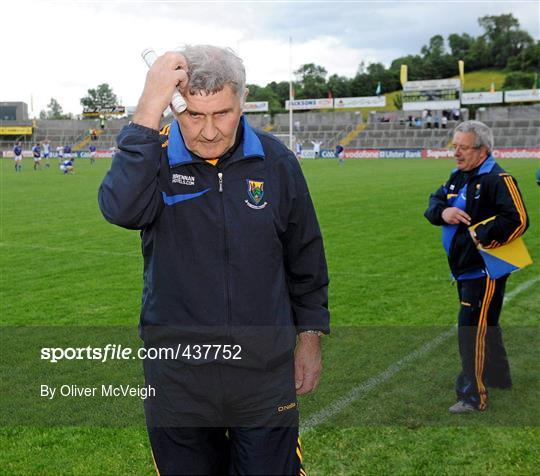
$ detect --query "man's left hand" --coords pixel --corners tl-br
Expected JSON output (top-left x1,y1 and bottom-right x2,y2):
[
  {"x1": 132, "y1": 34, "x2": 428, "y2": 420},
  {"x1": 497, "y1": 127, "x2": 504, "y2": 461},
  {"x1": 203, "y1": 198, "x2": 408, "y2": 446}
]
[{"x1": 294, "y1": 332, "x2": 322, "y2": 395}]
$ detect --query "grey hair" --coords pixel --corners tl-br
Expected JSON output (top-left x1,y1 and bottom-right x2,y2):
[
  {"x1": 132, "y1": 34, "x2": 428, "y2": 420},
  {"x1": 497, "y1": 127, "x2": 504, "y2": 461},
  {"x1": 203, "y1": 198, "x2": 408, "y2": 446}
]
[
  {"x1": 177, "y1": 45, "x2": 246, "y2": 100},
  {"x1": 454, "y1": 120, "x2": 494, "y2": 152}
]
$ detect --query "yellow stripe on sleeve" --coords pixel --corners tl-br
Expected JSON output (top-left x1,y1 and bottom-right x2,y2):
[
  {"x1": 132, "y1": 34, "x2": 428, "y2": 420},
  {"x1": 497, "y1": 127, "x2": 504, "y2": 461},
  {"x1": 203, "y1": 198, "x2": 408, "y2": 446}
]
[{"x1": 503, "y1": 177, "x2": 527, "y2": 243}]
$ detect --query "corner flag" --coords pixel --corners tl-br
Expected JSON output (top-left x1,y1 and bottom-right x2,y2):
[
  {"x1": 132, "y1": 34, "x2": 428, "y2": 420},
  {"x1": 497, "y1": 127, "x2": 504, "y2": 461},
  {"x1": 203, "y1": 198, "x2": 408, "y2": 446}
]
[{"x1": 375, "y1": 82, "x2": 381, "y2": 96}]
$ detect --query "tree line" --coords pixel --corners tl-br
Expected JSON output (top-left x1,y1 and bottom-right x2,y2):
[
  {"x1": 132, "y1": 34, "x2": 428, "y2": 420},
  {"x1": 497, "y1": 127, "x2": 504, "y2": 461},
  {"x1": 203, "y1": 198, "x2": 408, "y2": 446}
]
[
  {"x1": 247, "y1": 13, "x2": 539, "y2": 114},
  {"x1": 41, "y1": 13, "x2": 538, "y2": 119}
]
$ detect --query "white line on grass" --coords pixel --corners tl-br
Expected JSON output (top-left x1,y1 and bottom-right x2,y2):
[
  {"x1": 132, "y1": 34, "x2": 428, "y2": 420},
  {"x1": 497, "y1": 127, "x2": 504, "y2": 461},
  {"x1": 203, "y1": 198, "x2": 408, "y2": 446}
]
[
  {"x1": 504, "y1": 275, "x2": 540, "y2": 303},
  {"x1": 301, "y1": 274, "x2": 540, "y2": 433}
]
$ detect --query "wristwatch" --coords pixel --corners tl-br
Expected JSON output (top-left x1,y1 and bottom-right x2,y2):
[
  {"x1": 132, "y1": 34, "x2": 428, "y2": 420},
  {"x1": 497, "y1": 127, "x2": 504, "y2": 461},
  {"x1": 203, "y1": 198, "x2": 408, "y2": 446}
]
[{"x1": 299, "y1": 330, "x2": 325, "y2": 337}]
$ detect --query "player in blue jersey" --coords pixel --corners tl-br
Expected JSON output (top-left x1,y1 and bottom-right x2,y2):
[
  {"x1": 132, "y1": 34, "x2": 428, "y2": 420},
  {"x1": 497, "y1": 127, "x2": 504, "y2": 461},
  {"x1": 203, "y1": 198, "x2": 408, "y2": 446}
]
[
  {"x1": 13, "y1": 142, "x2": 23, "y2": 172},
  {"x1": 60, "y1": 158, "x2": 75, "y2": 174},
  {"x1": 64, "y1": 144, "x2": 72, "y2": 160},
  {"x1": 32, "y1": 143, "x2": 42, "y2": 171},
  {"x1": 89, "y1": 144, "x2": 97, "y2": 164},
  {"x1": 335, "y1": 144, "x2": 345, "y2": 166}
]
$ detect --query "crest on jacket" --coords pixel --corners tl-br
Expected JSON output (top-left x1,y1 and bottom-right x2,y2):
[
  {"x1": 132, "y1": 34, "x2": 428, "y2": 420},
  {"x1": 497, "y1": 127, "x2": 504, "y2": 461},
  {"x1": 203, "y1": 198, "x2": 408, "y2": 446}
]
[{"x1": 245, "y1": 179, "x2": 268, "y2": 209}]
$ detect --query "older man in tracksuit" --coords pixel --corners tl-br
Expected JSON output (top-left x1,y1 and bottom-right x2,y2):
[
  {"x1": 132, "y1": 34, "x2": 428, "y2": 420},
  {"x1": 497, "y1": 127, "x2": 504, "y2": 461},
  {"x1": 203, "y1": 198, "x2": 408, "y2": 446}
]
[
  {"x1": 425, "y1": 120, "x2": 528, "y2": 414},
  {"x1": 98, "y1": 45, "x2": 329, "y2": 475}
]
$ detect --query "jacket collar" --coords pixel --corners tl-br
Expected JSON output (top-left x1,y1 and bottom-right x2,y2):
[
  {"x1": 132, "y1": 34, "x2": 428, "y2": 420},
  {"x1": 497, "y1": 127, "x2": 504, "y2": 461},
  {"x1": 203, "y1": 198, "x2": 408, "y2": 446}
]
[
  {"x1": 451, "y1": 154, "x2": 496, "y2": 177},
  {"x1": 167, "y1": 115, "x2": 265, "y2": 167},
  {"x1": 475, "y1": 154, "x2": 496, "y2": 176}
]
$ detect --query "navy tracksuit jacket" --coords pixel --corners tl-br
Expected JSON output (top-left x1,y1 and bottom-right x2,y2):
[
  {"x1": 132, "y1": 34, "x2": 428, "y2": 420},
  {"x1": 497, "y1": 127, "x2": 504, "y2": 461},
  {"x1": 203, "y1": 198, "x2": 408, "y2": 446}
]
[{"x1": 98, "y1": 117, "x2": 330, "y2": 370}]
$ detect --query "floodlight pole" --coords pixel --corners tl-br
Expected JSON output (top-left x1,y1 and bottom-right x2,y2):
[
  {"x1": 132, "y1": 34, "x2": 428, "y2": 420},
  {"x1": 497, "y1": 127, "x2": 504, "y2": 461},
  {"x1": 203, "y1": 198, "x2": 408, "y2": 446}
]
[{"x1": 289, "y1": 36, "x2": 293, "y2": 150}]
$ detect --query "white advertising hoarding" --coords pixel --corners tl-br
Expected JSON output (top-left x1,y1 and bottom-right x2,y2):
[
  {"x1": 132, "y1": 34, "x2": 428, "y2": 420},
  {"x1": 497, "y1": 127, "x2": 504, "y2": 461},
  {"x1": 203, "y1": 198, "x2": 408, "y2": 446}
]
[
  {"x1": 403, "y1": 79, "x2": 461, "y2": 92},
  {"x1": 402, "y1": 100, "x2": 460, "y2": 111},
  {"x1": 243, "y1": 101, "x2": 269, "y2": 112},
  {"x1": 504, "y1": 89, "x2": 540, "y2": 103},
  {"x1": 285, "y1": 98, "x2": 333, "y2": 110},
  {"x1": 334, "y1": 96, "x2": 386, "y2": 108},
  {"x1": 461, "y1": 92, "x2": 503, "y2": 105}
]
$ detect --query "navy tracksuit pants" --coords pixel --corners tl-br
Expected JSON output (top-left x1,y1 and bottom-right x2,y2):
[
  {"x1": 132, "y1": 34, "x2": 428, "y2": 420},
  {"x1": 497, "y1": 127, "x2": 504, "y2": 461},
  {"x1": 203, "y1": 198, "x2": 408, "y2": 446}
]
[
  {"x1": 144, "y1": 359, "x2": 306, "y2": 475},
  {"x1": 456, "y1": 275, "x2": 512, "y2": 410}
]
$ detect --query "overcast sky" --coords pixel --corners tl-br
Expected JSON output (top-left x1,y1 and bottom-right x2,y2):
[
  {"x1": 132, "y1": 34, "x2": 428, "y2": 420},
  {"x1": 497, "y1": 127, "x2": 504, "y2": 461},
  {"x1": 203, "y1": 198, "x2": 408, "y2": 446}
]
[{"x1": 3, "y1": 0, "x2": 539, "y2": 115}]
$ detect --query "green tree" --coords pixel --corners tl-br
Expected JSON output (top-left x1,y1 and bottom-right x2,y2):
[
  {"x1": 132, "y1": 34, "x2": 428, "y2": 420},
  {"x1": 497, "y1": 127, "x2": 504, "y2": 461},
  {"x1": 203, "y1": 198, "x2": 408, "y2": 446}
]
[
  {"x1": 80, "y1": 83, "x2": 118, "y2": 110},
  {"x1": 327, "y1": 74, "x2": 352, "y2": 98},
  {"x1": 294, "y1": 63, "x2": 328, "y2": 98},
  {"x1": 421, "y1": 35, "x2": 446, "y2": 58},
  {"x1": 478, "y1": 13, "x2": 534, "y2": 68},
  {"x1": 247, "y1": 83, "x2": 284, "y2": 114},
  {"x1": 390, "y1": 55, "x2": 427, "y2": 81},
  {"x1": 39, "y1": 98, "x2": 72, "y2": 119},
  {"x1": 465, "y1": 36, "x2": 492, "y2": 70},
  {"x1": 503, "y1": 72, "x2": 535, "y2": 90},
  {"x1": 448, "y1": 33, "x2": 474, "y2": 59},
  {"x1": 507, "y1": 41, "x2": 540, "y2": 71}
]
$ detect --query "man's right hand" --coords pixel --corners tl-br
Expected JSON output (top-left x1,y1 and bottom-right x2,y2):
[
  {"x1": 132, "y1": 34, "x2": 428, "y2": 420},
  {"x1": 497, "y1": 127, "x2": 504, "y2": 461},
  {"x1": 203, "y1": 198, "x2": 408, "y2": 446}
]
[
  {"x1": 442, "y1": 207, "x2": 471, "y2": 225},
  {"x1": 133, "y1": 52, "x2": 189, "y2": 131}
]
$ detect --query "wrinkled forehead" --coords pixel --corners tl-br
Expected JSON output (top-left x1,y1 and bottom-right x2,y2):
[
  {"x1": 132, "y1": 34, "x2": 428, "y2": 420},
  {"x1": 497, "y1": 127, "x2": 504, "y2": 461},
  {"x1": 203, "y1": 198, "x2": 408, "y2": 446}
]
[{"x1": 453, "y1": 130, "x2": 476, "y2": 145}]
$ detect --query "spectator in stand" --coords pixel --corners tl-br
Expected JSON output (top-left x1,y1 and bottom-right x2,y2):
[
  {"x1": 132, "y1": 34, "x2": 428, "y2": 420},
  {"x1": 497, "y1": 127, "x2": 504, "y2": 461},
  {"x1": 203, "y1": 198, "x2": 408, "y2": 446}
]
[
  {"x1": 89, "y1": 144, "x2": 97, "y2": 164},
  {"x1": 434, "y1": 115, "x2": 440, "y2": 129},
  {"x1": 452, "y1": 108, "x2": 460, "y2": 121},
  {"x1": 13, "y1": 141, "x2": 23, "y2": 172},
  {"x1": 311, "y1": 140, "x2": 323, "y2": 158},
  {"x1": 426, "y1": 113, "x2": 433, "y2": 129},
  {"x1": 100, "y1": 116, "x2": 106, "y2": 130},
  {"x1": 441, "y1": 115, "x2": 448, "y2": 129},
  {"x1": 32, "y1": 143, "x2": 42, "y2": 171},
  {"x1": 43, "y1": 140, "x2": 51, "y2": 168}
]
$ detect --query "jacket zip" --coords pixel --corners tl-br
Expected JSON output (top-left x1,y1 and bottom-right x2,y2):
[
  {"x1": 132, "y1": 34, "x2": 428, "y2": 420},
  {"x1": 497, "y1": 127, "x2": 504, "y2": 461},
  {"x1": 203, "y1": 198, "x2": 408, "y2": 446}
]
[{"x1": 217, "y1": 170, "x2": 232, "y2": 329}]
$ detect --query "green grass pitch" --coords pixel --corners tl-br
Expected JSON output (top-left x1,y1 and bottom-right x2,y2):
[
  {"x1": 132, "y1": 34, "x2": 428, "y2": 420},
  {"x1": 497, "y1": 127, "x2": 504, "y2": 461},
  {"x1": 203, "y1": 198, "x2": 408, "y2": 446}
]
[{"x1": 1, "y1": 156, "x2": 538, "y2": 474}]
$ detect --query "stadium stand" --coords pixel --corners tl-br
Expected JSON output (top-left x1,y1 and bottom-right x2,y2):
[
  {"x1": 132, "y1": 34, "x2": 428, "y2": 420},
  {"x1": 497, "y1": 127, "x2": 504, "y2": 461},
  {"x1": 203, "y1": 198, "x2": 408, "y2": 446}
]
[
  {"x1": 1, "y1": 105, "x2": 537, "y2": 153},
  {"x1": 244, "y1": 113, "x2": 272, "y2": 130},
  {"x1": 269, "y1": 111, "x2": 362, "y2": 149},
  {"x1": 347, "y1": 121, "x2": 459, "y2": 149},
  {"x1": 476, "y1": 104, "x2": 540, "y2": 121},
  {"x1": 480, "y1": 119, "x2": 540, "y2": 147}
]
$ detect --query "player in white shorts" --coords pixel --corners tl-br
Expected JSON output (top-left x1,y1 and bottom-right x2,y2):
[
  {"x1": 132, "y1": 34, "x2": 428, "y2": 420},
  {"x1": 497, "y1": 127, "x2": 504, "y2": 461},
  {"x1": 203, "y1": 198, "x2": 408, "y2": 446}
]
[
  {"x1": 56, "y1": 145, "x2": 64, "y2": 163},
  {"x1": 43, "y1": 140, "x2": 51, "y2": 168}
]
